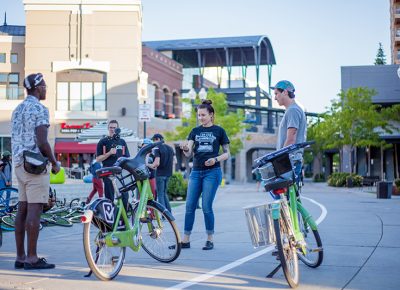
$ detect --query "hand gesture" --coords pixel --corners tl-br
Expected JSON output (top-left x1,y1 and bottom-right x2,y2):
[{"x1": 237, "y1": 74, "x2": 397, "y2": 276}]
[
  {"x1": 109, "y1": 148, "x2": 117, "y2": 155},
  {"x1": 204, "y1": 158, "x2": 216, "y2": 167},
  {"x1": 180, "y1": 141, "x2": 190, "y2": 152}
]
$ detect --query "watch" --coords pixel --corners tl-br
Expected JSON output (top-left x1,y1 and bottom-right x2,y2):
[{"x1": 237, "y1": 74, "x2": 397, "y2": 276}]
[{"x1": 214, "y1": 157, "x2": 218, "y2": 163}]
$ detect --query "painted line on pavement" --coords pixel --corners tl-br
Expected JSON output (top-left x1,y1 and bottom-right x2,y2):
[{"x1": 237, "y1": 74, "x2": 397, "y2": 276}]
[
  {"x1": 167, "y1": 196, "x2": 328, "y2": 290},
  {"x1": 302, "y1": 196, "x2": 327, "y2": 225}
]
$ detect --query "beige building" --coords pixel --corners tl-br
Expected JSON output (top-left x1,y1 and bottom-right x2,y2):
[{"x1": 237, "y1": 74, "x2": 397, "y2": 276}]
[
  {"x1": 0, "y1": 0, "x2": 142, "y2": 168},
  {"x1": 391, "y1": 0, "x2": 400, "y2": 64}
]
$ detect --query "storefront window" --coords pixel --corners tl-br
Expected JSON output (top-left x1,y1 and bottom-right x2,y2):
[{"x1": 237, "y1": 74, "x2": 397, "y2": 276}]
[
  {"x1": 56, "y1": 70, "x2": 107, "y2": 111},
  {"x1": 0, "y1": 137, "x2": 11, "y2": 153}
]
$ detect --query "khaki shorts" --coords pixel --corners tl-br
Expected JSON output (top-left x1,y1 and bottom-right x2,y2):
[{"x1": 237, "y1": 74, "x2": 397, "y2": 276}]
[{"x1": 15, "y1": 164, "x2": 50, "y2": 204}]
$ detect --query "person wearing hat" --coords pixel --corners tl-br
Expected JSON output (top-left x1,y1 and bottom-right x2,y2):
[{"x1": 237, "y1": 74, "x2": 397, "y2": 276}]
[
  {"x1": 11, "y1": 73, "x2": 60, "y2": 270},
  {"x1": 149, "y1": 133, "x2": 174, "y2": 213},
  {"x1": 0, "y1": 150, "x2": 12, "y2": 189},
  {"x1": 271, "y1": 80, "x2": 307, "y2": 182}
]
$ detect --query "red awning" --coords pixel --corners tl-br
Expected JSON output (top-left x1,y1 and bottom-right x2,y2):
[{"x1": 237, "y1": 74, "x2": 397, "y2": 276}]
[{"x1": 55, "y1": 142, "x2": 97, "y2": 154}]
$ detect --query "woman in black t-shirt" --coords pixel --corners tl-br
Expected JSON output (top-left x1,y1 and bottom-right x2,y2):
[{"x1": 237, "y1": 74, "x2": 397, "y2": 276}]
[{"x1": 179, "y1": 100, "x2": 230, "y2": 250}]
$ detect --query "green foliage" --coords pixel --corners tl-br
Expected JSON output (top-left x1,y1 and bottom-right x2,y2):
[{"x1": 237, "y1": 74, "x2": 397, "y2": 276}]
[
  {"x1": 167, "y1": 172, "x2": 188, "y2": 200},
  {"x1": 395, "y1": 178, "x2": 400, "y2": 188},
  {"x1": 308, "y1": 87, "x2": 399, "y2": 173},
  {"x1": 374, "y1": 42, "x2": 386, "y2": 65},
  {"x1": 165, "y1": 88, "x2": 246, "y2": 156},
  {"x1": 328, "y1": 172, "x2": 362, "y2": 187}
]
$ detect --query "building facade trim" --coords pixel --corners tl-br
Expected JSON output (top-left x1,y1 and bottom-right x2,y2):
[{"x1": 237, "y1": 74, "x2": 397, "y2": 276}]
[
  {"x1": 55, "y1": 110, "x2": 108, "y2": 120},
  {"x1": 0, "y1": 36, "x2": 25, "y2": 43},
  {"x1": 52, "y1": 60, "x2": 110, "y2": 73}
]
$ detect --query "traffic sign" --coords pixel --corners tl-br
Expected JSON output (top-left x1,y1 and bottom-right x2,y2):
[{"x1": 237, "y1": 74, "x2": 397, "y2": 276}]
[{"x1": 139, "y1": 103, "x2": 151, "y2": 122}]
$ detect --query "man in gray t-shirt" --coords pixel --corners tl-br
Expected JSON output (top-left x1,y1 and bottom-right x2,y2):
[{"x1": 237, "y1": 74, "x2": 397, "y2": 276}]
[{"x1": 271, "y1": 80, "x2": 307, "y2": 163}]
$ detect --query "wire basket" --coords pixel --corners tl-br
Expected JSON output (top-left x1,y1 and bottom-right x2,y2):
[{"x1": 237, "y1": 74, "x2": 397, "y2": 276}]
[
  {"x1": 258, "y1": 163, "x2": 276, "y2": 181},
  {"x1": 258, "y1": 153, "x2": 294, "y2": 181},
  {"x1": 244, "y1": 202, "x2": 276, "y2": 248}
]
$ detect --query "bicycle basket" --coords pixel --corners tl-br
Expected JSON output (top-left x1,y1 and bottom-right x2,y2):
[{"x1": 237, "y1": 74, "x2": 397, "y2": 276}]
[
  {"x1": 117, "y1": 173, "x2": 137, "y2": 193},
  {"x1": 258, "y1": 163, "x2": 275, "y2": 181},
  {"x1": 244, "y1": 203, "x2": 276, "y2": 248}
]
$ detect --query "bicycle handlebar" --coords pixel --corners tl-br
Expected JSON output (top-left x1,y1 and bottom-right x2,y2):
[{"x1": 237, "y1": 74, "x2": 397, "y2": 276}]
[{"x1": 253, "y1": 141, "x2": 315, "y2": 169}]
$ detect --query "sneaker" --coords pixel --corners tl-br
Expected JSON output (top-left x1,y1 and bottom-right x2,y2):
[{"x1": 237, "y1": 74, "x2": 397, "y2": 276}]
[
  {"x1": 202, "y1": 241, "x2": 214, "y2": 250},
  {"x1": 24, "y1": 258, "x2": 55, "y2": 270},
  {"x1": 14, "y1": 261, "x2": 24, "y2": 269},
  {"x1": 181, "y1": 241, "x2": 190, "y2": 249}
]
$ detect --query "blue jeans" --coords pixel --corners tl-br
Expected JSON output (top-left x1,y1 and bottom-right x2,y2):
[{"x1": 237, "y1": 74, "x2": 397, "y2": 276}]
[
  {"x1": 156, "y1": 176, "x2": 172, "y2": 213},
  {"x1": 184, "y1": 167, "x2": 222, "y2": 235}
]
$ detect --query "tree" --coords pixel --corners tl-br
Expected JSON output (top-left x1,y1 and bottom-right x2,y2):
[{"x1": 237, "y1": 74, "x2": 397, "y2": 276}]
[
  {"x1": 166, "y1": 88, "x2": 246, "y2": 156},
  {"x1": 374, "y1": 42, "x2": 387, "y2": 65},
  {"x1": 310, "y1": 87, "x2": 396, "y2": 174}
]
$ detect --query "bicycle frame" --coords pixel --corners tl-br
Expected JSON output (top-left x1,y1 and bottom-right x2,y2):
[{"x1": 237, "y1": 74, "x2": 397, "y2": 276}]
[
  {"x1": 103, "y1": 176, "x2": 157, "y2": 251},
  {"x1": 271, "y1": 183, "x2": 317, "y2": 255}
]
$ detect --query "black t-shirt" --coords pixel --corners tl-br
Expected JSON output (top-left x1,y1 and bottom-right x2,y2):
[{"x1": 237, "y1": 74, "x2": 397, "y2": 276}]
[
  {"x1": 96, "y1": 136, "x2": 130, "y2": 167},
  {"x1": 147, "y1": 150, "x2": 156, "y2": 179},
  {"x1": 188, "y1": 125, "x2": 230, "y2": 170},
  {"x1": 153, "y1": 143, "x2": 174, "y2": 177}
]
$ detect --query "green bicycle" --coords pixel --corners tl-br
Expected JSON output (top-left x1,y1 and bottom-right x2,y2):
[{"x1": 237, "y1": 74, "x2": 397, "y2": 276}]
[
  {"x1": 246, "y1": 141, "x2": 323, "y2": 288},
  {"x1": 82, "y1": 141, "x2": 181, "y2": 281}
]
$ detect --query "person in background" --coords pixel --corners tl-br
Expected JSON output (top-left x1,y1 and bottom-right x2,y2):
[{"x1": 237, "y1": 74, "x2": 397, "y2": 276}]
[
  {"x1": 0, "y1": 151, "x2": 12, "y2": 189},
  {"x1": 85, "y1": 158, "x2": 103, "y2": 204},
  {"x1": 151, "y1": 133, "x2": 174, "y2": 213},
  {"x1": 140, "y1": 138, "x2": 157, "y2": 199},
  {"x1": 96, "y1": 120, "x2": 130, "y2": 206}
]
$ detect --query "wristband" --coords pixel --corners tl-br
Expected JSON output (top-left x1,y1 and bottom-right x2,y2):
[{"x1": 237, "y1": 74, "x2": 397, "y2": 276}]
[{"x1": 214, "y1": 157, "x2": 218, "y2": 163}]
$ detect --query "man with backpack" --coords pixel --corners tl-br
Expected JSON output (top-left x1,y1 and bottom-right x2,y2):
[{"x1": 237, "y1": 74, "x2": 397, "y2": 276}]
[{"x1": 150, "y1": 133, "x2": 175, "y2": 213}]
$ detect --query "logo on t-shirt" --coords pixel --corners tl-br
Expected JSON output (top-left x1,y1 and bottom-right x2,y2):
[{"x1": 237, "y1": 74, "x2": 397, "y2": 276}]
[{"x1": 195, "y1": 132, "x2": 216, "y2": 152}]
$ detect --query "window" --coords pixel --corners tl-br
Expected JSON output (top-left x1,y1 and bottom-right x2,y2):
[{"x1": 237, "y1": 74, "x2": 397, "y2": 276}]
[
  {"x1": 0, "y1": 137, "x2": 11, "y2": 154},
  {"x1": 0, "y1": 73, "x2": 22, "y2": 100},
  {"x1": 0, "y1": 53, "x2": 5, "y2": 63},
  {"x1": 11, "y1": 53, "x2": 18, "y2": 64},
  {"x1": 56, "y1": 70, "x2": 107, "y2": 112}
]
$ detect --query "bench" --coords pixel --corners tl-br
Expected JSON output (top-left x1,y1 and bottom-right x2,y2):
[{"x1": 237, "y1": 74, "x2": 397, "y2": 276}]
[{"x1": 362, "y1": 176, "x2": 380, "y2": 187}]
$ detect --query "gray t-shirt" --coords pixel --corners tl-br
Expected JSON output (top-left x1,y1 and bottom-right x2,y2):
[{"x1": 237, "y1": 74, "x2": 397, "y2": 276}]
[{"x1": 277, "y1": 102, "x2": 307, "y2": 159}]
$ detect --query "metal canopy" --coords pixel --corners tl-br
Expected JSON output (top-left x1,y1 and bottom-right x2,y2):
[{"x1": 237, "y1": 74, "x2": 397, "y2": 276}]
[
  {"x1": 144, "y1": 35, "x2": 276, "y2": 68},
  {"x1": 0, "y1": 25, "x2": 26, "y2": 36}
]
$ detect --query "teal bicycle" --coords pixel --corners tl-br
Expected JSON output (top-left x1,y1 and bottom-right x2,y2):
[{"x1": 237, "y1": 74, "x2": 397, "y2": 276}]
[
  {"x1": 82, "y1": 141, "x2": 181, "y2": 281},
  {"x1": 245, "y1": 141, "x2": 323, "y2": 288}
]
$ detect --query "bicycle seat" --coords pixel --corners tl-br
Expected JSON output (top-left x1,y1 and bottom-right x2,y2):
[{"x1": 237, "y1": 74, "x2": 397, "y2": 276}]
[
  {"x1": 264, "y1": 177, "x2": 293, "y2": 192},
  {"x1": 96, "y1": 166, "x2": 122, "y2": 178}
]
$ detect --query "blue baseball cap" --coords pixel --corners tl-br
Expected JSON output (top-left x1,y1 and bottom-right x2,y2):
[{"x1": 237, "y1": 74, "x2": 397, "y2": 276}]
[{"x1": 270, "y1": 80, "x2": 295, "y2": 93}]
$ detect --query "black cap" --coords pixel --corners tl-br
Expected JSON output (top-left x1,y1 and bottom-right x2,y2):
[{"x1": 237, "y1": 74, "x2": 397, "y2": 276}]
[{"x1": 151, "y1": 133, "x2": 164, "y2": 140}]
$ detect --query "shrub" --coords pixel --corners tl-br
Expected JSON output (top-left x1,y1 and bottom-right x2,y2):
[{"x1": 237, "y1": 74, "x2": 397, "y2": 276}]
[
  {"x1": 395, "y1": 178, "x2": 400, "y2": 188},
  {"x1": 167, "y1": 172, "x2": 188, "y2": 200},
  {"x1": 328, "y1": 172, "x2": 362, "y2": 187}
]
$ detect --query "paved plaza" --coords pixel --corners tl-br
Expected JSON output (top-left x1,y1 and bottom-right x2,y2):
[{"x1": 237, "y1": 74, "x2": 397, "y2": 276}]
[{"x1": 1, "y1": 181, "x2": 399, "y2": 290}]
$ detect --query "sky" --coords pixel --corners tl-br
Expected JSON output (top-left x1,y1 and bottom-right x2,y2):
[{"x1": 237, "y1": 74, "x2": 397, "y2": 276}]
[{"x1": 2, "y1": 0, "x2": 390, "y2": 113}]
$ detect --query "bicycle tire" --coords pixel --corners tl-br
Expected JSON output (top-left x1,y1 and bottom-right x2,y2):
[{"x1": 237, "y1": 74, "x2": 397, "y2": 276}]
[
  {"x1": 1, "y1": 214, "x2": 16, "y2": 229},
  {"x1": 131, "y1": 201, "x2": 181, "y2": 263},
  {"x1": 42, "y1": 216, "x2": 73, "y2": 227},
  {"x1": 69, "y1": 198, "x2": 80, "y2": 208},
  {"x1": 68, "y1": 213, "x2": 83, "y2": 223},
  {"x1": 83, "y1": 217, "x2": 125, "y2": 281},
  {"x1": 273, "y1": 217, "x2": 299, "y2": 288},
  {"x1": 0, "y1": 221, "x2": 2, "y2": 247},
  {"x1": 297, "y1": 212, "x2": 323, "y2": 268}
]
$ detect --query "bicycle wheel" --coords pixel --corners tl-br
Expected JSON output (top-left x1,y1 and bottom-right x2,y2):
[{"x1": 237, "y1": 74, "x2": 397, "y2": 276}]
[
  {"x1": 69, "y1": 198, "x2": 80, "y2": 208},
  {"x1": 1, "y1": 214, "x2": 16, "y2": 229},
  {"x1": 43, "y1": 216, "x2": 73, "y2": 227},
  {"x1": 131, "y1": 202, "x2": 181, "y2": 263},
  {"x1": 83, "y1": 217, "x2": 125, "y2": 281},
  {"x1": 273, "y1": 217, "x2": 299, "y2": 288},
  {"x1": 297, "y1": 212, "x2": 323, "y2": 268}
]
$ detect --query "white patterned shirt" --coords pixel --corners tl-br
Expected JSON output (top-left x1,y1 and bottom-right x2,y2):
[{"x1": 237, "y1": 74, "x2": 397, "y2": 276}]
[{"x1": 11, "y1": 95, "x2": 50, "y2": 166}]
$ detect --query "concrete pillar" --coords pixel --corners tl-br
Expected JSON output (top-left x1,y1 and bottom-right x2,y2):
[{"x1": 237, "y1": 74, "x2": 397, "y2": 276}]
[
  {"x1": 173, "y1": 94, "x2": 182, "y2": 118},
  {"x1": 165, "y1": 92, "x2": 173, "y2": 115},
  {"x1": 155, "y1": 88, "x2": 163, "y2": 115}
]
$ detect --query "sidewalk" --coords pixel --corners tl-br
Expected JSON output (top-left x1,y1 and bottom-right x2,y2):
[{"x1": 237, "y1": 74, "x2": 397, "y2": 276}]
[{"x1": 0, "y1": 181, "x2": 399, "y2": 290}]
